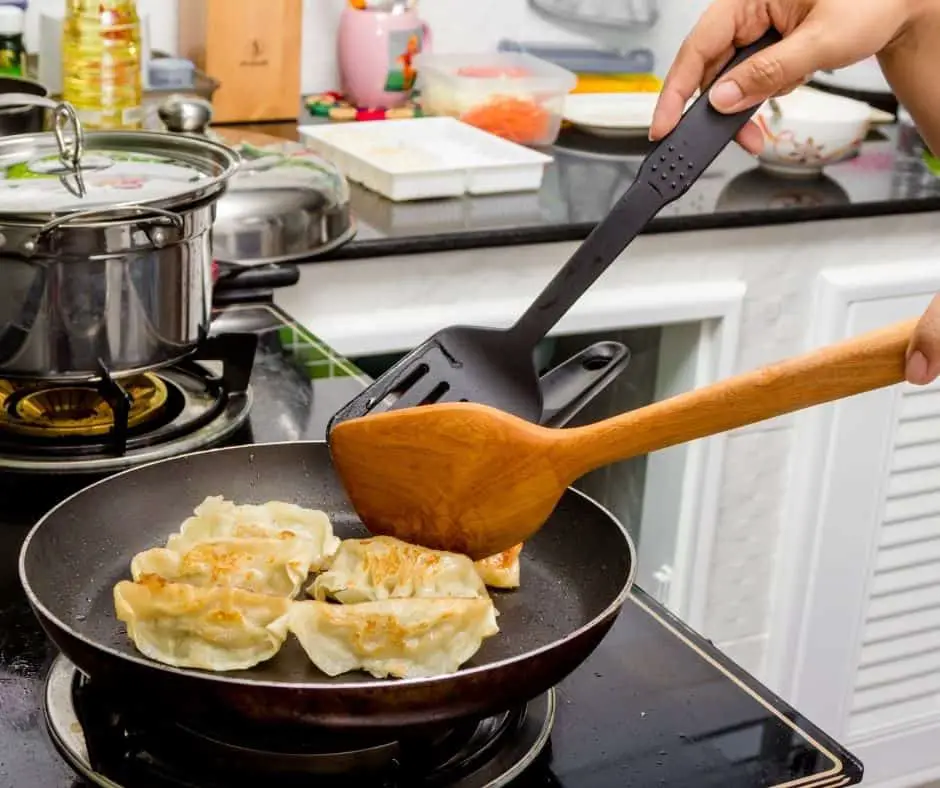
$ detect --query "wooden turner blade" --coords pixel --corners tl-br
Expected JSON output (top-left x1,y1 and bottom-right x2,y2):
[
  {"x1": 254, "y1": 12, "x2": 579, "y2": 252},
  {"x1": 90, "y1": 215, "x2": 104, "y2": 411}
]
[{"x1": 329, "y1": 317, "x2": 917, "y2": 560}]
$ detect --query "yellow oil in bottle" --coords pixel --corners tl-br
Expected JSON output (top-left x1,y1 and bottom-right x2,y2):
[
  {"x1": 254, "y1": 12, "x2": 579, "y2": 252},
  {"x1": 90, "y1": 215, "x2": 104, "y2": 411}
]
[{"x1": 62, "y1": 0, "x2": 143, "y2": 130}]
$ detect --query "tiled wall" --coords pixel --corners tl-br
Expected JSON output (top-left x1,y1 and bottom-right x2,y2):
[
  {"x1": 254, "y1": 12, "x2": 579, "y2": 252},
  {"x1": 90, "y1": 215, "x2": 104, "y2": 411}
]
[{"x1": 24, "y1": 0, "x2": 709, "y2": 94}]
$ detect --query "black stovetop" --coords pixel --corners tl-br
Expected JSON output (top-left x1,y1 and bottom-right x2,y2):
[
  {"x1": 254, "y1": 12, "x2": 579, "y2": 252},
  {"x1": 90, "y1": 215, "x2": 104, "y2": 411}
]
[{"x1": 0, "y1": 301, "x2": 862, "y2": 788}]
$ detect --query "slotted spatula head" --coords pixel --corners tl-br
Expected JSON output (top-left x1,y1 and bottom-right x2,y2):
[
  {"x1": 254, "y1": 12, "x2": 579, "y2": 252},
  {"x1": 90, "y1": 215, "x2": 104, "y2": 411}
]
[{"x1": 328, "y1": 325, "x2": 544, "y2": 433}]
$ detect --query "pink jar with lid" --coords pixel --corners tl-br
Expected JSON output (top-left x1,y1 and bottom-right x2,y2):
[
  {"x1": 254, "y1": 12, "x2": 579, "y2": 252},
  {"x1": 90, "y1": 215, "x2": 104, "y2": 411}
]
[{"x1": 337, "y1": 1, "x2": 431, "y2": 109}]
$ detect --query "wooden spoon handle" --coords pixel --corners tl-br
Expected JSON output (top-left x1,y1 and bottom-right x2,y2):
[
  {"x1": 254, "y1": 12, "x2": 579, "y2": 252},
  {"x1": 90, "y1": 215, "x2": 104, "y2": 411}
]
[{"x1": 559, "y1": 317, "x2": 918, "y2": 478}]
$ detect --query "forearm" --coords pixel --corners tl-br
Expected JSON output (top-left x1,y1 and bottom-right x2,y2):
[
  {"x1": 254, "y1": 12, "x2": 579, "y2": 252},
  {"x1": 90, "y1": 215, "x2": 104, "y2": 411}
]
[{"x1": 878, "y1": 0, "x2": 940, "y2": 154}]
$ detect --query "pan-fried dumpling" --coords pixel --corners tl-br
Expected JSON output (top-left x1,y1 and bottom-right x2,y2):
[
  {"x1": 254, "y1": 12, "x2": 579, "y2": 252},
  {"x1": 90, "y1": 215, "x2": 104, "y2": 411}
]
[
  {"x1": 474, "y1": 543, "x2": 523, "y2": 590},
  {"x1": 309, "y1": 535, "x2": 488, "y2": 604},
  {"x1": 288, "y1": 597, "x2": 499, "y2": 679},
  {"x1": 166, "y1": 496, "x2": 339, "y2": 571},
  {"x1": 113, "y1": 575, "x2": 290, "y2": 671},
  {"x1": 131, "y1": 536, "x2": 319, "y2": 598}
]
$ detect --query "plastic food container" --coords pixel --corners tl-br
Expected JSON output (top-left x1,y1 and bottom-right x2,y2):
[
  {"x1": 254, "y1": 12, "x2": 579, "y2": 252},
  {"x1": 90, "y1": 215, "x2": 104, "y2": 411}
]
[
  {"x1": 299, "y1": 117, "x2": 552, "y2": 201},
  {"x1": 414, "y1": 52, "x2": 577, "y2": 147},
  {"x1": 149, "y1": 57, "x2": 196, "y2": 89}
]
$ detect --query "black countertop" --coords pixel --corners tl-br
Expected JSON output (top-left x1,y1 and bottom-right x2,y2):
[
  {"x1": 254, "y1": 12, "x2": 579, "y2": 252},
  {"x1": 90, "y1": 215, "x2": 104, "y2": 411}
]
[{"x1": 325, "y1": 123, "x2": 940, "y2": 261}]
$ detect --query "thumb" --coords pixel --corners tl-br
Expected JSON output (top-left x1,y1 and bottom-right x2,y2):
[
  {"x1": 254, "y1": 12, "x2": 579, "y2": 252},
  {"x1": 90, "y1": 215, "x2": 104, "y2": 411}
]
[
  {"x1": 709, "y1": 27, "x2": 824, "y2": 113},
  {"x1": 906, "y1": 294, "x2": 940, "y2": 385}
]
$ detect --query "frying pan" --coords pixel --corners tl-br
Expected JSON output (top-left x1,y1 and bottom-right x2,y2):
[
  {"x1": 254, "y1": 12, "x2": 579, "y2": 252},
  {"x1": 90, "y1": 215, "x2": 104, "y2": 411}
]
[{"x1": 19, "y1": 440, "x2": 635, "y2": 732}]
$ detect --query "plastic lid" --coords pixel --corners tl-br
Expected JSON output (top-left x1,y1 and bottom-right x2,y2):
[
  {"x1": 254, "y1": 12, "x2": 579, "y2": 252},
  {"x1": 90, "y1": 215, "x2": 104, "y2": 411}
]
[
  {"x1": 150, "y1": 57, "x2": 195, "y2": 72},
  {"x1": 0, "y1": 5, "x2": 24, "y2": 35}
]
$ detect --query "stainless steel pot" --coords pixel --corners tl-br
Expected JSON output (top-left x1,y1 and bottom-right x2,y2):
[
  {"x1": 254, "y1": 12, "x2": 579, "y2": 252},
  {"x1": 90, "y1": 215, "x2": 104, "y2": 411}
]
[
  {"x1": 0, "y1": 101, "x2": 240, "y2": 382},
  {"x1": 159, "y1": 95, "x2": 356, "y2": 266}
]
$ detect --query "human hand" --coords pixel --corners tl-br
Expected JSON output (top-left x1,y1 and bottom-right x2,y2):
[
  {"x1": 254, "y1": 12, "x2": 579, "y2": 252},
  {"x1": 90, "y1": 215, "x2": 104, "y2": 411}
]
[
  {"x1": 906, "y1": 297, "x2": 940, "y2": 385},
  {"x1": 650, "y1": 0, "x2": 917, "y2": 153}
]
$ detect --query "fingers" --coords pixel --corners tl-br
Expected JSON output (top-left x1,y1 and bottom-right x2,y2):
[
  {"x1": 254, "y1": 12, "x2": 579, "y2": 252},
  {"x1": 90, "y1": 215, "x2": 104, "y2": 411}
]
[
  {"x1": 708, "y1": 23, "x2": 826, "y2": 113},
  {"x1": 650, "y1": 1, "x2": 737, "y2": 140},
  {"x1": 717, "y1": 75, "x2": 808, "y2": 153},
  {"x1": 906, "y1": 294, "x2": 940, "y2": 385},
  {"x1": 735, "y1": 121, "x2": 765, "y2": 153}
]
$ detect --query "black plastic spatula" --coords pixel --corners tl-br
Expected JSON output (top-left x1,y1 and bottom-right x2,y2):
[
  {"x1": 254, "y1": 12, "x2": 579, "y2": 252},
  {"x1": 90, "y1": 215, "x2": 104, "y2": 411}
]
[{"x1": 328, "y1": 30, "x2": 781, "y2": 432}]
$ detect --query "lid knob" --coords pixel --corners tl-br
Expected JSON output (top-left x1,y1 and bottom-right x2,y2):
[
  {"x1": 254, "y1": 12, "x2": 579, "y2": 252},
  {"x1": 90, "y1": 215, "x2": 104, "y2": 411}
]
[{"x1": 158, "y1": 95, "x2": 213, "y2": 136}]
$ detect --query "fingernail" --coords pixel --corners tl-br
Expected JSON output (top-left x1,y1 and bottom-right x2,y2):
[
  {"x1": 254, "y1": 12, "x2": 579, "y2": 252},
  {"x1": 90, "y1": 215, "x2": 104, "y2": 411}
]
[
  {"x1": 906, "y1": 350, "x2": 929, "y2": 384},
  {"x1": 710, "y1": 80, "x2": 744, "y2": 111}
]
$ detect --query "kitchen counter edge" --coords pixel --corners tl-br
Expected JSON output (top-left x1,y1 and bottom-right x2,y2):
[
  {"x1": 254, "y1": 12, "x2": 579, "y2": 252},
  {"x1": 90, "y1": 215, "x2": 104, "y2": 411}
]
[{"x1": 312, "y1": 194, "x2": 940, "y2": 263}]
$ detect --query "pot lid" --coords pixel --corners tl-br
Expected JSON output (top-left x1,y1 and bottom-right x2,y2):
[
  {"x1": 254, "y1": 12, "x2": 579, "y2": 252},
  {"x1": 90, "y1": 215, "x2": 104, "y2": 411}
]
[
  {"x1": 210, "y1": 139, "x2": 356, "y2": 265},
  {"x1": 155, "y1": 95, "x2": 356, "y2": 264},
  {"x1": 0, "y1": 102, "x2": 239, "y2": 220}
]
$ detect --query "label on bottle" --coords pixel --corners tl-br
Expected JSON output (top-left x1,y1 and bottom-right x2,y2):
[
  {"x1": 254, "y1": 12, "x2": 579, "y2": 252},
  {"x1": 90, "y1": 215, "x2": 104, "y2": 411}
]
[{"x1": 0, "y1": 35, "x2": 24, "y2": 77}]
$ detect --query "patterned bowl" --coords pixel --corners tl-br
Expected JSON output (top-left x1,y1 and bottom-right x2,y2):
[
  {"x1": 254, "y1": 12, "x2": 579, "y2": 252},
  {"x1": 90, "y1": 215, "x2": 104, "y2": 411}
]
[{"x1": 754, "y1": 87, "x2": 872, "y2": 177}]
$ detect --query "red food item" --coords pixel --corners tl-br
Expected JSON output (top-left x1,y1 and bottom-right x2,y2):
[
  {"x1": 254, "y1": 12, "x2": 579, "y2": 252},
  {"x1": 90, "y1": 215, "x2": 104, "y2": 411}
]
[
  {"x1": 460, "y1": 96, "x2": 551, "y2": 145},
  {"x1": 356, "y1": 108, "x2": 386, "y2": 121},
  {"x1": 456, "y1": 65, "x2": 532, "y2": 79}
]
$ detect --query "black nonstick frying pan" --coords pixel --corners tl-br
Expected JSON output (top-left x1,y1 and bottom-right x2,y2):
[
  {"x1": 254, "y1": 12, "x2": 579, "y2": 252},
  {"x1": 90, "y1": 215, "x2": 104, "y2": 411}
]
[{"x1": 19, "y1": 441, "x2": 635, "y2": 732}]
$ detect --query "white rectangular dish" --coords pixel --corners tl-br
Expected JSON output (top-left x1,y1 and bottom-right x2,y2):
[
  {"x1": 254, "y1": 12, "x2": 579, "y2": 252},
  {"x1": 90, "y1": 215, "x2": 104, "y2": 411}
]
[{"x1": 298, "y1": 117, "x2": 553, "y2": 202}]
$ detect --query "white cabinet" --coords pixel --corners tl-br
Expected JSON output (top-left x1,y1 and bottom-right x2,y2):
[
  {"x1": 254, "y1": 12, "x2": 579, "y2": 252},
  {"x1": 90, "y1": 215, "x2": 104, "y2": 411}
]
[{"x1": 769, "y1": 264, "x2": 940, "y2": 787}]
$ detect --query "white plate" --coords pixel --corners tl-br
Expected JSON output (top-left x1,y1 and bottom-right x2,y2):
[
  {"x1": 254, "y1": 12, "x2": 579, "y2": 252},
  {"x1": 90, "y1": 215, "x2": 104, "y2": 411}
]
[{"x1": 563, "y1": 93, "x2": 660, "y2": 139}]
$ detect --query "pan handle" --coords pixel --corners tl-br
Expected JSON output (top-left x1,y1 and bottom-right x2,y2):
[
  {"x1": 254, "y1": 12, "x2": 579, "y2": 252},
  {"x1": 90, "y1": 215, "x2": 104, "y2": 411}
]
[{"x1": 537, "y1": 341, "x2": 630, "y2": 428}]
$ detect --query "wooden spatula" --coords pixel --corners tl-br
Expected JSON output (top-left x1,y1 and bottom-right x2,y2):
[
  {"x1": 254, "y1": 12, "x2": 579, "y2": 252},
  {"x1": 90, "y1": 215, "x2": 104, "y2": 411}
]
[{"x1": 329, "y1": 318, "x2": 917, "y2": 560}]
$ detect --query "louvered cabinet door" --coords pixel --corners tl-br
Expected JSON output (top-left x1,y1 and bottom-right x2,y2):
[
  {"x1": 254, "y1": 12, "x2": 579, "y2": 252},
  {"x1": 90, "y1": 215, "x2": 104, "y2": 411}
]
[{"x1": 781, "y1": 268, "x2": 940, "y2": 787}]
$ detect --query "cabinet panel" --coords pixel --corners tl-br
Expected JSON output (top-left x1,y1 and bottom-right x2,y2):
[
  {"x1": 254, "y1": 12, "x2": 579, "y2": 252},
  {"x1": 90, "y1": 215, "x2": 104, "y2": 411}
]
[
  {"x1": 776, "y1": 266, "x2": 940, "y2": 786},
  {"x1": 847, "y1": 375, "x2": 940, "y2": 745}
]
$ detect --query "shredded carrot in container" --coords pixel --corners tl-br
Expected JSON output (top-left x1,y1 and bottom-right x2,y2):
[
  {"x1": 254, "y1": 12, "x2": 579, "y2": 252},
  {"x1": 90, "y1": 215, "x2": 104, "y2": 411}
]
[
  {"x1": 456, "y1": 66, "x2": 533, "y2": 79},
  {"x1": 459, "y1": 96, "x2": 551, "y2": 145}
]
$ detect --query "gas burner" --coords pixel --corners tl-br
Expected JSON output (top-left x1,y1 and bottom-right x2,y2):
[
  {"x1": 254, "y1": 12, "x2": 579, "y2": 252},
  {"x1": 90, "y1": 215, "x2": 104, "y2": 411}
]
[
  {"x1": 44, "y1": 656, "x2": 554, "y2": 788},
  {"x1": 0, "y1": 372, "x2": 169, "y2": 438},
  {"x1": 0, "y1": 333, "x2": 258, "y2": 475}
]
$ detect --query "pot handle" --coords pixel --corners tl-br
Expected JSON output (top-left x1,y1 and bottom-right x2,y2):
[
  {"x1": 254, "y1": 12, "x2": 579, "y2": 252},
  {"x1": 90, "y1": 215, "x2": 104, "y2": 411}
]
[
  {"x1": 0, "y1": 96, "x2": 85, "y2": 175},
  {"x1": 18, "y1": 205, "x2": 186, "y2": 256},
  {"x1": 0, "y1": 92, "x2": 60, "y2": 111},
  {"x1": 36, "y1": 205, "x2": 185, "y2": 236}
]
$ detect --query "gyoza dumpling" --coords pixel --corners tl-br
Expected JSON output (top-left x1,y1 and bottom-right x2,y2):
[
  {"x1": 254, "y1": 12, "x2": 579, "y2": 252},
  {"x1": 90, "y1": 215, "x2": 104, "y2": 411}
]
[
  {"x1": 167, "y1": 496, "x2": 339, "y2": 571},
  {"x1": 474, "y1": 543, "x2": 523, "y2": 590},
  {"x1": 288, "y1": 597, "x2": 499, "y2": 679},
  {"x1": 113, "y1": 575, "x2": 290, "y2": 671},
  {"x1": 131, "y1": 536, "x2": 319, "y2": 597},
  {"x1": 309, "y1": 535, "x2": 488, "y2": 604}
]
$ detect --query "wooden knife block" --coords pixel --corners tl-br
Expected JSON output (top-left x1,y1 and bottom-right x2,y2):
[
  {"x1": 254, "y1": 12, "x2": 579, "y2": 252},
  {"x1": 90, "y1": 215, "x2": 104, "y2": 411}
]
[{"x1": 178, "y1": 0, "x2": 303, "y2": 123}]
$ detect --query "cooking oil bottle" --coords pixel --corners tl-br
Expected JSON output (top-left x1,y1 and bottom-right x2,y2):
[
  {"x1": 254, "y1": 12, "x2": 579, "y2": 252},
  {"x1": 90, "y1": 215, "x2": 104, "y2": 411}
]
[{"x1": 62, "y1": 0, "x2": 143, "y2": 130}]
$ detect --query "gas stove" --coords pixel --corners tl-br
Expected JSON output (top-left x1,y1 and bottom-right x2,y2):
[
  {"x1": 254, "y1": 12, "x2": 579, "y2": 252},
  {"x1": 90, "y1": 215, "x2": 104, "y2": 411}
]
[
  {"x1": 44, "y1": 656, "x2": 554, "y2": 787},
  {"x1": 0, "y1": 332, "x2": 257, "y2": 474},
  {"x1": 0, "y1": 282, "x2": 863, "y2": 788}
]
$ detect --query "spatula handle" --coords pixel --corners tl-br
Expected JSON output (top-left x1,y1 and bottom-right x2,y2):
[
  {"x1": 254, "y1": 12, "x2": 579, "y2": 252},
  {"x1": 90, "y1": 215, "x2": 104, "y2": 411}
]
[
  {"x1": 561, "y1": 318, "x2": 917, "y2": 477},
  {"x1": 507, "y1": 28, "x2": 783, "y2": 349}
]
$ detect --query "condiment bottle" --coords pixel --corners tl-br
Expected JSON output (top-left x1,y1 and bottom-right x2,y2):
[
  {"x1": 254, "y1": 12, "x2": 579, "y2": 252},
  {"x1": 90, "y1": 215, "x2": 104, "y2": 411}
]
[
  {"x1": 0, "y1": 5, "x2": 26, "y2": 78},
  {"x1": 62, "y1": 0, "x2": 143, "y2": 129}
]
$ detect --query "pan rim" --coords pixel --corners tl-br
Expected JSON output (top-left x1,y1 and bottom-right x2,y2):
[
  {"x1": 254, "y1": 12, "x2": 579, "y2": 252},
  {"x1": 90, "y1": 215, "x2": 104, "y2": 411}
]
[{"x1": 18, "y1": 439, "x2": 637, "y2": 693}]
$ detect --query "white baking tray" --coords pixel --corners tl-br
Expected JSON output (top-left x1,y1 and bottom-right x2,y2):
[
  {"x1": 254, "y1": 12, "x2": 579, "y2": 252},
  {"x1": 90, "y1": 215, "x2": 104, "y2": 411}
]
[{"x1": 298, "y1": 117, "x2": 553, "y2": 202}]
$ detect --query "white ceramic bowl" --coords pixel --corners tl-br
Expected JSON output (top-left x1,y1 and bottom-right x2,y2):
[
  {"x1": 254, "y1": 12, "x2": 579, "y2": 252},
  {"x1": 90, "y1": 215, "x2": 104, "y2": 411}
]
[{"x1": 754, "y1": 87, "x2": 872, "y2": 177}]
